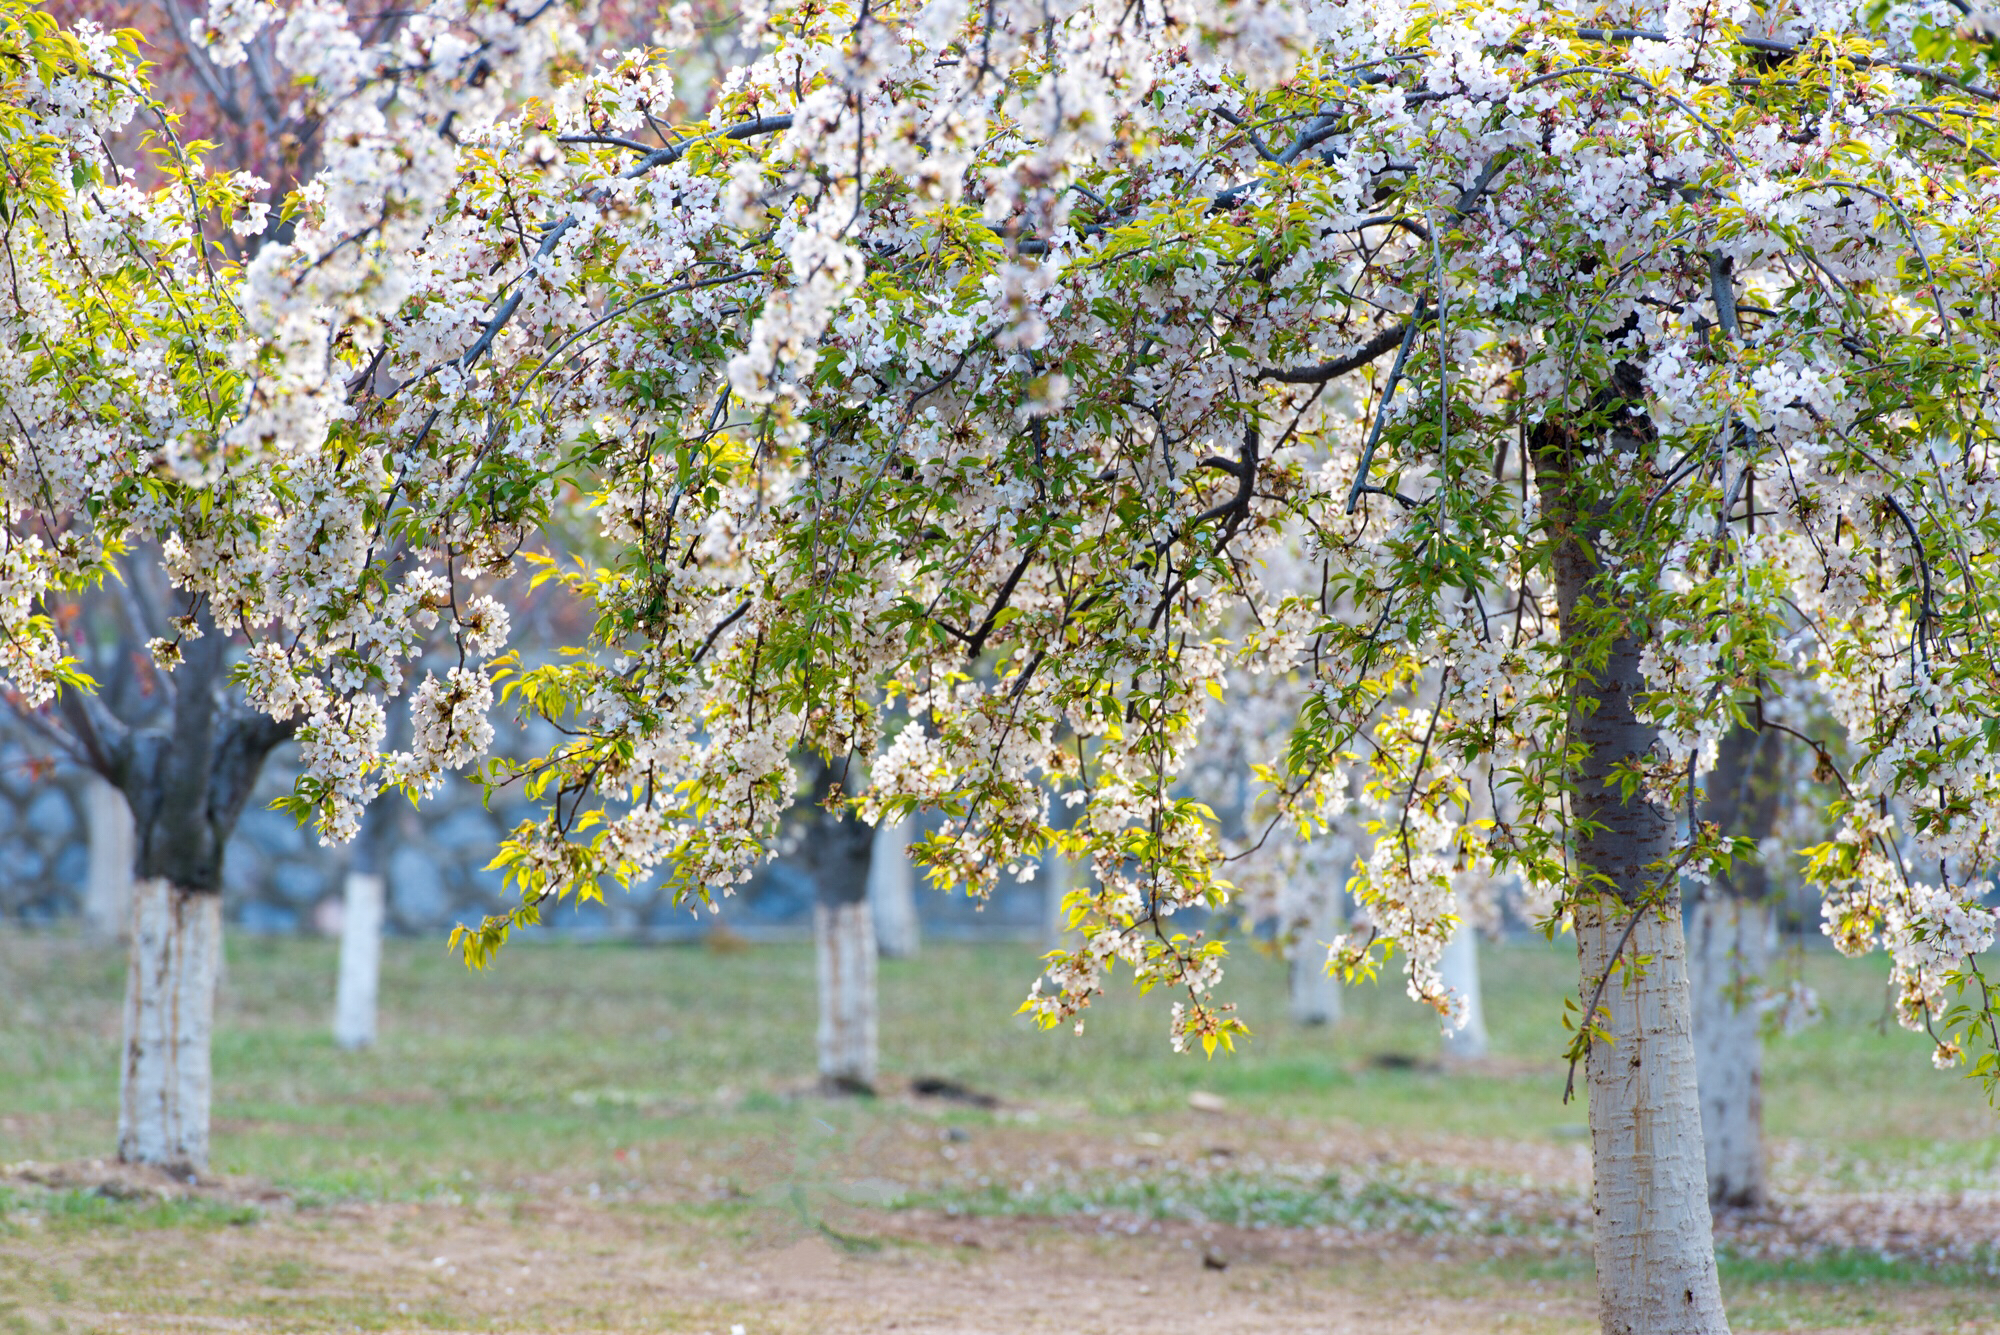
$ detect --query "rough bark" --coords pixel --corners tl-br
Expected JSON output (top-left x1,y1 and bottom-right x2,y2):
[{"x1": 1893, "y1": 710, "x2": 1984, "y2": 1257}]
[
  {"x1": 869, "y1": 815, "x2": 921, "y2": 958},
  {"x1": 84, "y1": 774, "x2": 136, "y2": 941},
  {"x1": 1287, "y1": 886, "x2": 1344, "y2": 1026},
  {"x1": 118, "y1": 877, "x2": 222, "y2": 1175},
  {"x1": 1439, "y1": 925, "x2": 1489, "y2": 1059},
  {"x1": 802, "y1": 757, "x2": 878, "y2": 1093},
  {"x1": 72, "y1": 613, "x2": 295, "y2": 895},
  {"x1": 1541, "y1": 404, "x2": 1730, "y2": 1335}
]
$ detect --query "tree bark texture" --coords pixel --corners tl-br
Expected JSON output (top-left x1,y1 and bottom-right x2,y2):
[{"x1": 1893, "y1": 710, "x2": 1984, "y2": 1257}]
[
  {"x1": 869, "y1": 815, "x2": 920, "y2": 958},
  {"x1": 1541, "y1": 404, "x2": 1730, "y2": 1335},
  {"x1": 1439, "y1": 925, "x2": 1489, "y2": 1059},
  {"x1": 334, "y1": 871, "x2": 386, "y2": 1050},
  {"x1": 118, "y1": 878, "x2": 221, "y2": 1174},
  {"x1": 1690, "y1": 720, "x2": 1783, "y2": 1210},
  {"x1": 1578, "y1": 898, "x2": 1724, "y2": 1333}
]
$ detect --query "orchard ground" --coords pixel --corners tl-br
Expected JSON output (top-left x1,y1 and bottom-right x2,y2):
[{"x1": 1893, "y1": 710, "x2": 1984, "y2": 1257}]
[{"x1": 2, "y1": 930, "x2": 1997, "y2": 1334}]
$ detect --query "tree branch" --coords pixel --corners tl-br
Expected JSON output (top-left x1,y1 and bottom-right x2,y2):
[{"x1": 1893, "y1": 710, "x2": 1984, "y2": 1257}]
[{"x1": 1260, "y1": 321, "x2": 1409, "y2": 385}]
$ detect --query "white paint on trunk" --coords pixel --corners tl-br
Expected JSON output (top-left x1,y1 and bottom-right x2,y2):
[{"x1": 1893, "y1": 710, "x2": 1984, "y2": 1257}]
[
  {"x1": 118, "y1": 879, "x2": 221, "y2": 1174},
  {"x1": 84, "y1": 776, "x2": 135, "y2": 942},
  {"x1": 333, "y1": 871, "x2": 386, "y2": 1051},
  {"x1": 1287, "y1": 889, "x2": 1343, "y2": 1026},
  {"x1": 815, "y1": 899, "x2": 877, "y2": 1090},
  {"x1": 1042, "y1": 847, "x2": 1076, "y2": 948},
  {"x1": 1440, "y1": 924, "x2": 1489, "y2": 1060},
  {"x1": 869, "y1": 817, "x2": 920, "y2": 958},
  {"x1": 1578, "y1": 900, "x2": 1729, "y2": 1335},
  {"x1": 1690, "y1": 892, "x2": 1771, "y2": 1210}
]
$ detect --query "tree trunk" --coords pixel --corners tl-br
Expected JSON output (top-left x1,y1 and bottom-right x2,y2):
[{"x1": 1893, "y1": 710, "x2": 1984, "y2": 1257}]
[
  {"x1": 333, "y1": 871, "x2": 385, "y2": 1050},
  {"x1": 869, "y1": 815, "x2": 920, "y2": 958},
  {"x1": 1042, "y1": 845, "x2": 1076, "y2": 948},
  {"x1": 118, "y1": 878, "x2": 222, "y2": 1175},
  {"x1": 1541, "y1": 408, "x2": 1729, "y2": 1334},
  {"x1": 815, "y1": 899, "x2": 878, "y2": 1090},
  {"x1": 803, "y1": 757, "x2": 878, "y2": 1093},
  {"x1": 1690, "y1": 719, "x2": 1784, "y2": 1210},
  {"x1": 84, "y1": 774, "x2": 135, "y2": 941},
  {"x1": 67, "y1": 599, "x2": 293, "y2": 1170},
  {"x1": 1578, "y1": 898, "x2": 1723, "y2": 1333},
  {"x1": 1287, "y1": 885, "x2": 1343, "y2": 1026},
  {"x1": 1689, "y1": 891, "x2": 1770, "y2": 1210},
  {"x1": 333, "y1": 797, "x2": 393, "y2": 1050},
  {"x1": 1439, "y1": 924, "x2": 1488, "y2": 1059}
]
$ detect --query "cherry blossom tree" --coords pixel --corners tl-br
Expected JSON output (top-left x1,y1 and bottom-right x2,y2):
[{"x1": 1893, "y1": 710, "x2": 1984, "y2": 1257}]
[
  {"x1": 9, "y1": 1, "x2": 2000, "y2": 1330},
  {"x1": 14, "y1": 0, "x2": 753, "y2": 1084}
]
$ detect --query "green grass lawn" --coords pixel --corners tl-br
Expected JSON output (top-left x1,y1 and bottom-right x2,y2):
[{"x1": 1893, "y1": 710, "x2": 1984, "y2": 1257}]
[
  {"x1": 1, "y1": 928, "x2": 1996, "y2": 1332},
  {"x1": 3, "y1": 928, "x2": 1989, "y2": 1191}
]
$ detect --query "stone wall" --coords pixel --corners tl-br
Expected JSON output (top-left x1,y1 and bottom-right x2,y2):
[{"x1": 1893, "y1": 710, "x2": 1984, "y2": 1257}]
[
  {"x1": 0, "y1": 746, "x2": 90, "y2": 924},
  {"x1": 0, "y1": 739, "x2": 1043, "y2": 939}
]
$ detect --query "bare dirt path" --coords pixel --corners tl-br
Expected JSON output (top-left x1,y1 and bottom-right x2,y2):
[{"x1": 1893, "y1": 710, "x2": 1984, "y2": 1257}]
[
  {"x1": 5, "y1": 1113, "x2": 1998, "y2": 1332},
  {"x1": 3, "y1": 1190, "x2": 1599, "y2": 1334}
]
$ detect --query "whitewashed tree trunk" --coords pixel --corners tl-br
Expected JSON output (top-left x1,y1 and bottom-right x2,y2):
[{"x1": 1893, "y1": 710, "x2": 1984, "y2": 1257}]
[
  {"x1": 84, "y1": 775, "x2": 136, "y2": 941},
  {"x1": 1543, "y1": 414, "x2": 1728, "y2": 1335},
  {"x1": 333, "y1": 871, "x2": 385, "y2": 1050},
  {"x1": 84, "y1": 605, "x2": 293, "y2": 1170},
  {"x1": 1439, "y1": 923, "x2": 1489, "y2": 1059},
  {"x1": 1690, "y1": 717, "x2": 1783, "y2": 1212},
  {"x1": 1287, "y1": 889, "x2": 1343, "y2": 1026},
  {"x1": 815, "y1": 899, "x2": 877, "y2": 1090},
  {"x1": 118, "y1": 879, "x2": 222, "y2": 1174},
  {"x1": 869, "y1": 816, "x2": 920, "y2": 958},
  {"x1": 1690, "y1": 891, "x2": 1771, "y2": 1210},
  {"x1": 1579, "y1": 900, "x2": 1727, "y2": 1335},
  {"x1": 1042, "y1": 846, "x2": 1075, "y2": 948}
]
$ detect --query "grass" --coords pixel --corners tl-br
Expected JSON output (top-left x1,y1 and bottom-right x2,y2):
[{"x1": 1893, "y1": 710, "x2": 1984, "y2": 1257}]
[
  {"x1": 5, "y1": 928, "x2": 1990, "y2": 1189},
  {"x1": 1718, "y1": 1251, "x2": 2000, "y2": 1331},
  {"x1": 1, "y1": 928, "x2": 1996, "y2": 1331},
  {"x1": 0, "y1": 1187, "x2": 260, "y2": 1235},
  {"x1": 907, "y1": 1162, "x2": 1468, "y2": 1233}
]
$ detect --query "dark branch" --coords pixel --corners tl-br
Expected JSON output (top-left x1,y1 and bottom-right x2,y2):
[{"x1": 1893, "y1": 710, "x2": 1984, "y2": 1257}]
[
  {"x1": 1260, "y1": 321, "x2": 1409, "y2": 385},
  {"x1": 963, "y1": 548, "x2": 1039, "y2": 660},
  {"x1": 694, "y1": 598, "x2": 753, "y2": 664}
]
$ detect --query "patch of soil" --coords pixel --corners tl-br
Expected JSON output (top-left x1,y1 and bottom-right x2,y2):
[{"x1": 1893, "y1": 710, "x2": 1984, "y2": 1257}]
[
  {"x1": 1717, "y1": 1191, "x2": 2000, "y2": 1267},
  {"x1": 1, "y1": 1190, "x2": 1602, "y2": 1334},
  {"x1": 8, "y1": 1120, "x2": 2000, "y2": 1334}
]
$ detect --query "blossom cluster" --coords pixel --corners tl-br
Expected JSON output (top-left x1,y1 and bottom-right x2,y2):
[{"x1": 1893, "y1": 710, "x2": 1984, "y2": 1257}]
[{"x1": 3, "y1": 0, "x2": 1998, "y2": 1071}]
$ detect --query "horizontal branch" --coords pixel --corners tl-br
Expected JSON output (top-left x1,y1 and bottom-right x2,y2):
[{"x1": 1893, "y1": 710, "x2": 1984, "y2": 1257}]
[
  {"x1": 627, "y1": 115, "x2": 796, "y2": 176},
  {"x1": 557, "y1": 132, "x2": 656, "y2": 153},
  {"x1": 1260, "y1": 321, "x2": 1409, "y2": 385},
  {"x1": 1576, "y1": 25, "x2": 1998, "y2": 103}
]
